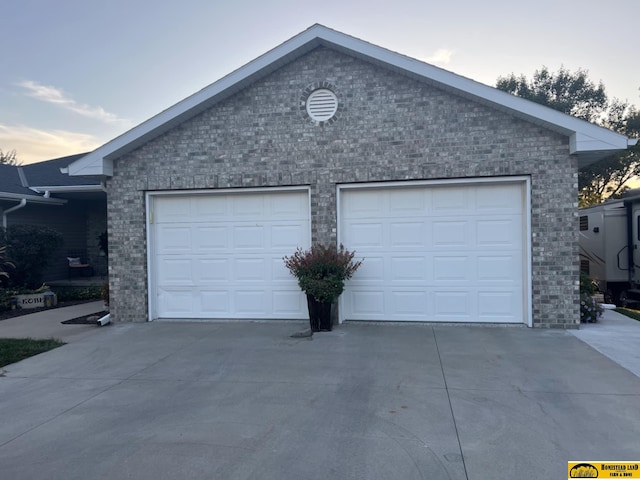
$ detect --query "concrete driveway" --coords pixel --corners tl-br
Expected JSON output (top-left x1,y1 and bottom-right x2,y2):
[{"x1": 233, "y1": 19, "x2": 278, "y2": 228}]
[{"x1": 1, "y1": 320, "x2": 639, "y2": 480}]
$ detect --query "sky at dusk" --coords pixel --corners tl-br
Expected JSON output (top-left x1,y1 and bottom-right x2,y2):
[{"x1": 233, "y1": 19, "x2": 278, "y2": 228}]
[{"x1": 1, "y1": 0, "x2": 638, "y2": 164}]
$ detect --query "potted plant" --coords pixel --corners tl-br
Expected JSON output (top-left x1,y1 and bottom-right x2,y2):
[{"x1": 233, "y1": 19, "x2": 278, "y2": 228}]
[{"x1": 284, "y1": 244, "x2": 363, "y2": 332}]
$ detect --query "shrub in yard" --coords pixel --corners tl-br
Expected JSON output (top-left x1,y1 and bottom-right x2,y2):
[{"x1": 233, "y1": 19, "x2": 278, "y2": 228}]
[
  {"x1": 53, "y1": 286, "x2": 102, "y2": 302},
  {"x1": 580, "y1": 293, "x2": 603, "y2": 323},
  {"x1": 101, "y1": 281, "x2": 109, "y2": 306},
  {"x1": 0, "y1": 288, "x2": 13, "y2": 312},
  {"x1": 0, "y1": 245, "x2": 15, "y2": 285},
  {"x1": 579, "y1": 272, "x2": 598, "y2": 296},
  {"x1": 0, "y1": 225, "x2": 63, "y2": 288}
]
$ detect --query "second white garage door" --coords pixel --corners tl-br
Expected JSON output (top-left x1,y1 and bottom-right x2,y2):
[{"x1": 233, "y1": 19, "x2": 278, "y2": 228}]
[
  {"x1": 149, "y1": 189, "x2": 310, "y2": 320},
  {"x1": 339, "y1": 181, "x2": 527, "y2": 323}
]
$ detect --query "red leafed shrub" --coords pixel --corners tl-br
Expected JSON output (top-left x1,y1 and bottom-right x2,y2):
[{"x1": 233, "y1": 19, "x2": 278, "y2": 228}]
[{"x1": 283, "y1": 244, "x2": 363, "y2": 303}]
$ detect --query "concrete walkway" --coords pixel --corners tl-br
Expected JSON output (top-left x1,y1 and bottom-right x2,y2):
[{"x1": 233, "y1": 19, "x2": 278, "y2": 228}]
[
  {"x1": 0, "y1": 301, "x2": 106, "y2": 343},
  {"x1": 0, "y1": 314, "x2": 639, "y2": 480},
  {"x1": 570, "y1": 308, "x2": 640, "y2": 378}
]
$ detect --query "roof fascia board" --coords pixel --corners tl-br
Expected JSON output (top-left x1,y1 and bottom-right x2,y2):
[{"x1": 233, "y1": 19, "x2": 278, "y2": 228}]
[
  {"x1": 29, "y1": 185, "x2": 104, "y2": 193},
  {"x1": 0, "y1": 192, "x2": 67, "y2": 205},
  {"x1": 67, "y1": 24, "x2": 633, "y2": 177}
]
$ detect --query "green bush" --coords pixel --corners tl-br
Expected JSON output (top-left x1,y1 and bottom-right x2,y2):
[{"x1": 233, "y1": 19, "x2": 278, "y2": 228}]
[
  {"x1": 0, "y1": 225, "x2": 63, "y2": 288},
  {"x1": 580, "y1": 293, "x2": 603, "y2": 323},
  {"x1": 0, "y1": 245, "x2": 15, "y2": 283},
  {"x1": 53, "y1": 286, "x2": 102, "y2": 302},
  {"x1": 0, "y1": 288, "x2": 13, "y2": 312},
  {"x1": 579, "y1": 272, "x2": 598, "y2": 296}
]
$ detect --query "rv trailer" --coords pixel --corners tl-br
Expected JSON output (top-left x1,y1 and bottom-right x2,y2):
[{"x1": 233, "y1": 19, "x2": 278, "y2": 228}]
[{"x1": 579, "y1": 190, "x2": 640, "y2": 306}]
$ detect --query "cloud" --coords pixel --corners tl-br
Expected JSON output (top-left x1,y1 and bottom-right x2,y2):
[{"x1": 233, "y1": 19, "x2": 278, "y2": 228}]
[
  {"x1": 18, "y1": 80, "x2": 131, "y2": 126},
  {"x1": 421, "y1": 48, "x2": 454, "y2": 66},
  {"x1": 0, "y1": 124, "x2": 102, "y2": 164}
]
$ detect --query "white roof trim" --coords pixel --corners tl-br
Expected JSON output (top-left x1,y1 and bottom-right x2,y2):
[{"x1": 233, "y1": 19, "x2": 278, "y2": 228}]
[
  {"x1": 68, "y1": 24, "x2": 635, "y2": 177},
  {"x1": 0, "y1": 192, "x2": 67, "y2": 205},
  {"x1": 29, "y1": 185, "x2": 104, "y2": 194}
]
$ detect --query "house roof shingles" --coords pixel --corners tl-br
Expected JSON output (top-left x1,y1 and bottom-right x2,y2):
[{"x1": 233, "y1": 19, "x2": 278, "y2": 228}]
[{"x1": 0, "y1": 153, "x2": 98, "y2": 202}]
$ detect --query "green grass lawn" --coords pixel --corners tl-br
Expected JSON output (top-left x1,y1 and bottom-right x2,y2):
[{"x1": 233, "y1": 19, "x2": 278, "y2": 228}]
[
  {"x1": 615, "y1": 308, "x2": 640, "y2": 322},
  {"x1": 0, "y1": 338, "x2": 65, "y2": 368}
]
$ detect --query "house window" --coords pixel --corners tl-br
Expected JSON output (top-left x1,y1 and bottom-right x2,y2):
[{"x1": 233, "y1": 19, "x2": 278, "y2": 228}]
[
  {"x1": 580, "y1": 215, "x2": 588, "y2": 231},
  {"x1": 580, "y1": 259, "x2": 590, "y2": 275}
]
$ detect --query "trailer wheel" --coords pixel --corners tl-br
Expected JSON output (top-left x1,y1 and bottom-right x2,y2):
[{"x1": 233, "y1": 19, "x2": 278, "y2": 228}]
[
  {"x1": 604, "y1": 290, "x2": 615, "y2": 304},
  {"x1": 618, "y1": 290, "x2": 629, "y2": 308}
]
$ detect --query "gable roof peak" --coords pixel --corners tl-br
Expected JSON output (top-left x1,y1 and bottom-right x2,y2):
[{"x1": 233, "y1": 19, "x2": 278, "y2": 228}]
[{"x1": 67, "y1": 24, "x2": 636, "y2": 177}]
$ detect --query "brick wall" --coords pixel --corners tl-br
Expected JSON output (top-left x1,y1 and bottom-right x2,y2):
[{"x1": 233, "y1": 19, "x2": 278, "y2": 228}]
[{"x1": 107, "y1": 47, "x2": 578, "y2": 327}]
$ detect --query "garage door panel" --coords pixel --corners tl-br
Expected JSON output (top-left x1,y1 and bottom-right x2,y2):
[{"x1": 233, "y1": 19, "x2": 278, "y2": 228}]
[
  {"x1": 432, "y1": 221, "x2": 469, "y2": 247},
  {"x1": 390, "y1": 222, "x2": 426, "y2": 246},
  {"x1": 271, "y1": 224, "x2": 308, "y2": 248},
  {"x1": 433, "y1": 256, "x2": 469, "y2": 282},
  {"x1": 156, "y1": 197, "x2": 192, "y2": 222},
  {"x1": 194, "y1": 226, "x2": 228, "y2": 251},
  {"x1": 234, "y1": 258, "x2": 266, "y2": 281},
  {"x1": 273, "y1": 290, "x2": 306, "y2": 314},
  {"x1": 391, "y1": 291, "x2": 428, "y2": 315},
  {"x1": 432, "y1": 187, "x2": 470, "y2": 212},
  {"x1": 233, "y1": 195, "x2": 265, "y2": 216},
  {"x1": 200, "y1": 291, "x2": 230, "y2": 313},
  {"x1": 156, "y1": 226, "x2": 192, "y2": 253},
  {"x1": 271, "y1": 193, "x2": 309, "y2": 218},
  {"x1": 356, "y1": 256, "x2": 385, "y2": 282},
  {"x1": 152, "y1": 190, "x2": 310, "y2": 320},
  {"x1": 349, "y1": 290, "x2": 385, "y2": 315},
  {"x1": 390, "y1": 256, "x2": 427, "y2": 281},
  {"x1": 347, "y1": 190, "x2": 384, "y2": 215},
  {"x1": 157, "y1": 258, "x2": 192, "y2": 283},
  {"x1": 477, "y1": 219, "x2": 521, "y2": 246},
  {"x1": 196, "y1": 259, "x2": 229, "y2": 282},
  {"x1": 194, "y1": 196, "x2": 228, "y2": 219},
  {"x1": 158, "y1": 288, "x2": 196, "y2": 316},
  {"x1": 233, "y1": 225, "x2": 266, "y2": 249},
  {"x1": 434, "y1": 291, "x2": 471, "y2": 317},
  {"x1": 389, "y1": 189, "x2": 426, "y2": 213},
  {"x1": 475, "y1": 184, "x2": 522, "y2": 212},
  {"x1": 340, "y1": 182, "x2": 525, "y2": 323},
  {"x1": 347, "y1": 223, "x2": 384, "y2": 248},
  {"x1": 478, "y1": 291, "x2": 518, "y2": 319},
  {"x1": 234, "y1": 290, "x2": 268, "y2": 314},
  {"x1": 477, "y1": 256, "x2": 521, "y2": 282}
]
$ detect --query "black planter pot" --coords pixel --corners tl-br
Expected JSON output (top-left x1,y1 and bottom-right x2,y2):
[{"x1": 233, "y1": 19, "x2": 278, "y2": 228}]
[{"x1": 306, "y1": 295, "x2": 333, "y2": 332}]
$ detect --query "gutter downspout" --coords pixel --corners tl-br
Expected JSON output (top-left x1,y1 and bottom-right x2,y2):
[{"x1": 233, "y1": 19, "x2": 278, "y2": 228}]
[{"x1": 2, "y1": 199, "x2": 27, "y2": 228}]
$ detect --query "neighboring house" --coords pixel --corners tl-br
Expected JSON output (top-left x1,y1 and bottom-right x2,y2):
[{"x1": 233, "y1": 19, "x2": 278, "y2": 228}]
[
  {"x1": 67, "y1": 25, "x2": 636, "y2": 327},
  {"x1": 0, "y1": 153, "x2": 107, "y2": 280}
]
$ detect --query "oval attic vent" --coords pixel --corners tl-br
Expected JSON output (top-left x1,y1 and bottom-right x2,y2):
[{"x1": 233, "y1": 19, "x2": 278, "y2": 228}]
[{"x1": 306, "y1": 89, "x2": 338, "y2": 122}]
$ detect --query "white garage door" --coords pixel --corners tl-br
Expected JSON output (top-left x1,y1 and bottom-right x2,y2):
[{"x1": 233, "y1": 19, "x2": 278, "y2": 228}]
[
  {"x1": 149, "y1": 189, "x2": 310, "y2": 320},
  {"x1": 339, "y1": 181, "x2": 526, "y2": 323}
]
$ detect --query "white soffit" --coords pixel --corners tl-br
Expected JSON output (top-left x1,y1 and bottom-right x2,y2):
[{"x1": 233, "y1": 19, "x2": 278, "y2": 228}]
[{"x1": 67, "y1": 24, "x2": 636, "y2": 177}]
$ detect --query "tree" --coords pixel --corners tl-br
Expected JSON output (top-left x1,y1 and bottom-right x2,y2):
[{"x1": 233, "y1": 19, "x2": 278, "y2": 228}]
[
  {"x1": 0, "y1": 149, "x2": 20, "y2": 165},
  {"x1": 497, "y1": 67, "x2": 639, "y2": 206}
]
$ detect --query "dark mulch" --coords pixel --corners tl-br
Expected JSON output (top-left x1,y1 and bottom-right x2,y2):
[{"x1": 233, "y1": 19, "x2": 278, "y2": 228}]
[
  {"x1": 0, "y1": 300, "x2": 102, "y2": 322},
  {"x1": 62, "y1": 311, "x2": 109, "y2": 325}
]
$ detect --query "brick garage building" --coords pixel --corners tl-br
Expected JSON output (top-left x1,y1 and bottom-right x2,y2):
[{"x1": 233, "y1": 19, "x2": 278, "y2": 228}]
[{"x1": 68, "y1": 25, "x2": 635, "y2": 327}]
